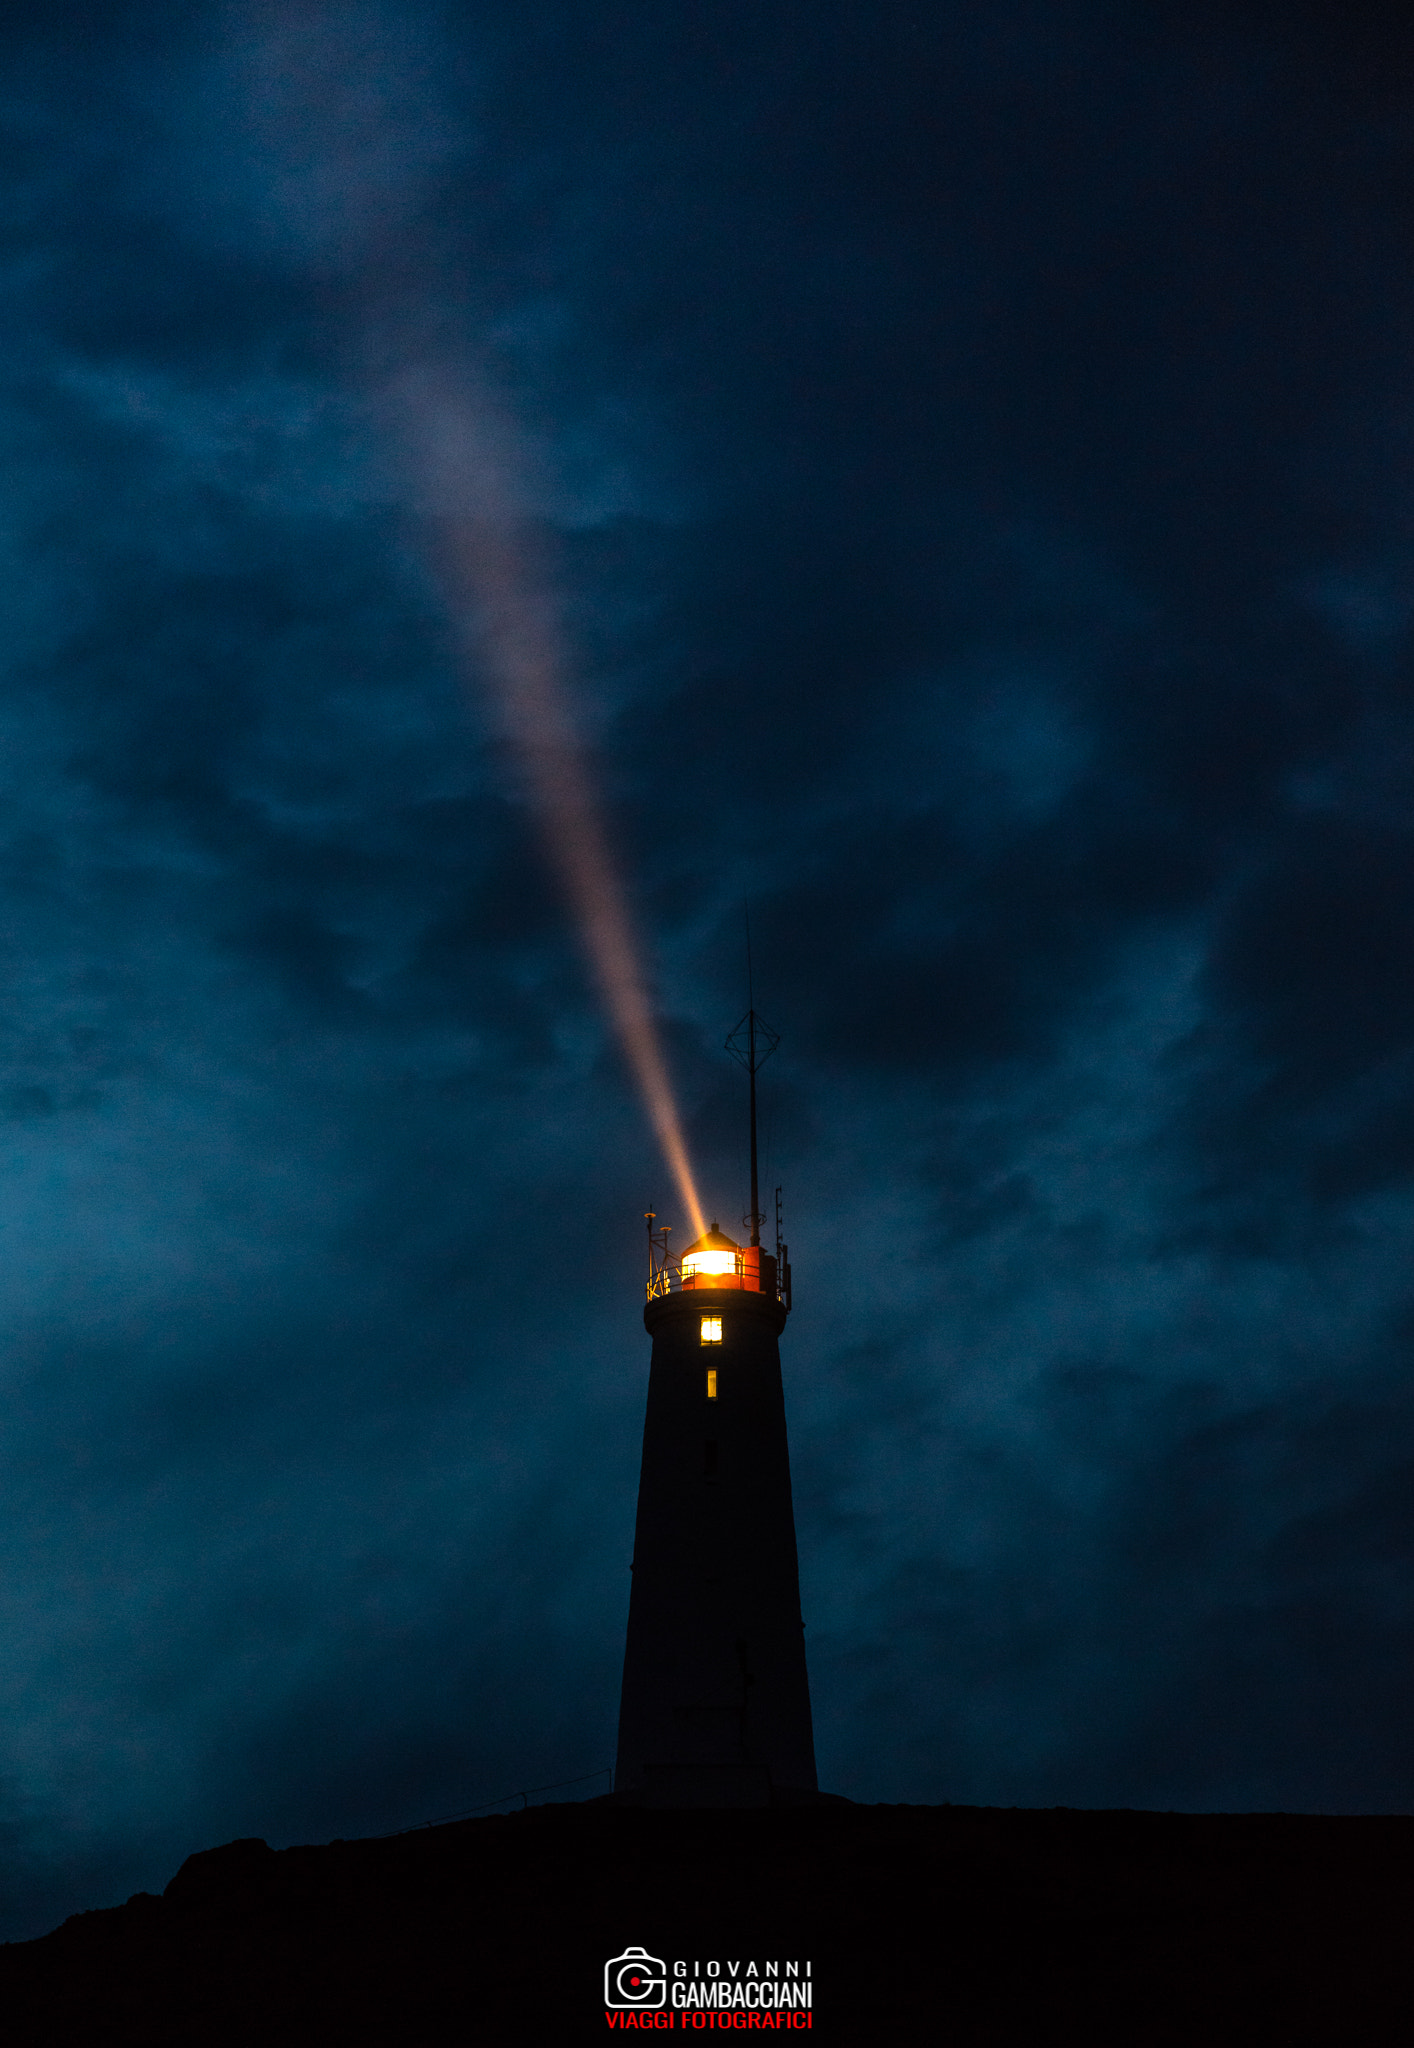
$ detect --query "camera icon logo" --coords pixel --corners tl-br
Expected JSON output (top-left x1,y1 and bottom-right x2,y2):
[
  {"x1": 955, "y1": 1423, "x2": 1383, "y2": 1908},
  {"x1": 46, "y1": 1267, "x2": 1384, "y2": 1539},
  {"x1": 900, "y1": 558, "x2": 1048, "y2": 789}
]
[{"x1": 605, "y1": 1947, "x2": 667, "y2": 2008}]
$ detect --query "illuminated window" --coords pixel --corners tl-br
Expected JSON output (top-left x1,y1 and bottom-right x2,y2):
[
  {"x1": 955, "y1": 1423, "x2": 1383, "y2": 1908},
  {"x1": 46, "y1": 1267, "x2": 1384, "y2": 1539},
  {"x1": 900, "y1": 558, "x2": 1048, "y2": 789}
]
[
  {"x1": 700, "y1": 1316, "x2": 723, "y2": 1345},
  {"x1": 706, "y1": 1368, "x2": 718, "y2": 1400}
]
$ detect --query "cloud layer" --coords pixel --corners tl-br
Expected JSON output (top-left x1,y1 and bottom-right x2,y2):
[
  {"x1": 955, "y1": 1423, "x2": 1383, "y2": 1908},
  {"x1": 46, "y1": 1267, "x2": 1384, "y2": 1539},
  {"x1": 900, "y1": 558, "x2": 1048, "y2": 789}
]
[{"x1": 0, "y1": 0, "x2": 1412, "y2": 1934}]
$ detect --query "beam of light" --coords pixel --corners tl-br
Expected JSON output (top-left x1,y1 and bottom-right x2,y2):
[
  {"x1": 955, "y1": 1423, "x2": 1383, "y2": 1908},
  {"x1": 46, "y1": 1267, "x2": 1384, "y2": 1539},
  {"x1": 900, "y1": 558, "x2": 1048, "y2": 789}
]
[
  {"x1": 214, "y1": 6, "x2": 706, "y2": 1236},
  {"x1": 396, "y1": 380, "x2": 707, "y2": 1242},
  {"x1": 449, "y1": 516, "x2": 707, "y2": 1240}
]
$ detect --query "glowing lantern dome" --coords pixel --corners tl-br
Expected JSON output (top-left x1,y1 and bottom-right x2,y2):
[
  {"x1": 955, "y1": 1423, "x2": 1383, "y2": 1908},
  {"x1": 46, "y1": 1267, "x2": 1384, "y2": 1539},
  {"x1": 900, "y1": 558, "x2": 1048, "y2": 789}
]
[
  {"x1": 680, "y1": 1222, "x2": 741, "y2": 1284},
  {"x1": 674, "y1": 1221, "x2": 778, "y2": 1297}
]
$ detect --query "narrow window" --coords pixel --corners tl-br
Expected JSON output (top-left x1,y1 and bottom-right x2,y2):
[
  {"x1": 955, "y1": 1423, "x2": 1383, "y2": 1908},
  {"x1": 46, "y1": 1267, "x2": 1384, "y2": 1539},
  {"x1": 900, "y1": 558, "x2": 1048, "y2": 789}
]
[
  {"x1": 706, "y1": 1368, "x2": 718, "y2": 1400},
  {"x1": 700, "y1": 1316, "x2": 722, "y2": 1345}
]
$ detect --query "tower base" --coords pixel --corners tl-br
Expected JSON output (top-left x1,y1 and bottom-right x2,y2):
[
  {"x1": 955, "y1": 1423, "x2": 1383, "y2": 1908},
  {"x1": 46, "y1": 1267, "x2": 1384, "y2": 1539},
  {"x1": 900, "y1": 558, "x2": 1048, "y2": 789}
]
[
  {"x1": 614, "y1": 1767, "x2": 831, "y2": 1810},
  {"x1": 617, "y1": 1283, "x2": 818, "y2": 1804}
]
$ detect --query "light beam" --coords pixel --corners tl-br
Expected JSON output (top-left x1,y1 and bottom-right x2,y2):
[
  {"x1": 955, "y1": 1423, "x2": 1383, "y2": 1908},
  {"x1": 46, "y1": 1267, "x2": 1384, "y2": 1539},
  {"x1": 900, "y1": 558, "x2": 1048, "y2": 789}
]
[
  {"x1": 400, "y1": 384, "x2": 706, "y2": 1240},
  {"x1": 216, "y1": 9, "x2": 705, "y2": 1237}
]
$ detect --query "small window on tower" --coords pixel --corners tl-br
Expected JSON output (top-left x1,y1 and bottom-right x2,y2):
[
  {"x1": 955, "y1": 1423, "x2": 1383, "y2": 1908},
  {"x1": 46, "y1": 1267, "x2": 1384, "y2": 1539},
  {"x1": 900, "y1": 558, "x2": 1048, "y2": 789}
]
[
  {"x1": 706, "y1": 1368, "x2": 718, "y2": 1400},
  {"x1": 701, "y1": 1316, "x2": 723, "y2": 1345}
]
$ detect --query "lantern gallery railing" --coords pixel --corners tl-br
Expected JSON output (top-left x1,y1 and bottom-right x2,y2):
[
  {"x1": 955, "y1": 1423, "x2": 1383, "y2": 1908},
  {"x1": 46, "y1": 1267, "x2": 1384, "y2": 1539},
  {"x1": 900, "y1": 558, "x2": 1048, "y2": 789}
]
[
  {"x1": 647, "y1": 1253, "x2": 743, "y2": 1300},
  {"x1": 645, "y1": 1209, "x2": 792, "y2": 1312},
  {"x1": 645, "y1": 1249, "x2": 789, "y2": 1307},
  {"x1": 646, "y1": 1260, "x2": 683, "y2": 1300}
]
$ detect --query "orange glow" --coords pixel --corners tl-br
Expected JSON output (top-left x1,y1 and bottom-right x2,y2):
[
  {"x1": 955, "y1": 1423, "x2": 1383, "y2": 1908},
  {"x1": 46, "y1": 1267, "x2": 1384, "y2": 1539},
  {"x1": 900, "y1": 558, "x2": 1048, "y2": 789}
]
[{"x1": 684, "y1": 1249, "x2": 737, "y2": 1280}]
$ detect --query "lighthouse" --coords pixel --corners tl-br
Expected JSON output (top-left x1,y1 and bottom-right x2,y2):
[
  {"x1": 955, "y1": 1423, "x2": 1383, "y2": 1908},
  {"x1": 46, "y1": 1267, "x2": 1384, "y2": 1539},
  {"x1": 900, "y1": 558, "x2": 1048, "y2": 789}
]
[{"x1": 614, "y1": 1010, "x2": 818, "y2": 1806}]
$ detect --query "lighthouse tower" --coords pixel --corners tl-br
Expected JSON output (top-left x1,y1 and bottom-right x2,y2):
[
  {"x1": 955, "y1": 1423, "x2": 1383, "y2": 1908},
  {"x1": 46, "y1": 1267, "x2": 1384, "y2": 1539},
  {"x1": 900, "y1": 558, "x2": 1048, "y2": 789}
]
[{"x1": 614, "y1": 1012, "x2": 817, "y2": 1806}]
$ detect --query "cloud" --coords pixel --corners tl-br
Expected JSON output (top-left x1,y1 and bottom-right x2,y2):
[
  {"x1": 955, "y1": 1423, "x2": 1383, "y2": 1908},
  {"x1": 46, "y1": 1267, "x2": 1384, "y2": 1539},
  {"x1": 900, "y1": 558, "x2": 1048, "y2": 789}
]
[{"x1": 0, "y1": 0, "x2": 1412, "y2": 1937}]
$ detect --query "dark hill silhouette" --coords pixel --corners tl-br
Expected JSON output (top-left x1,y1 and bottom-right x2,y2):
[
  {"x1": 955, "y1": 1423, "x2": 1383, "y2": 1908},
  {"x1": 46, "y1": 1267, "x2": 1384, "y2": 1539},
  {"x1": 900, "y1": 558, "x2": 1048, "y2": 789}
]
[{"x1": 1, "y1": 1799, "x2": 1409, "y2": 2043}]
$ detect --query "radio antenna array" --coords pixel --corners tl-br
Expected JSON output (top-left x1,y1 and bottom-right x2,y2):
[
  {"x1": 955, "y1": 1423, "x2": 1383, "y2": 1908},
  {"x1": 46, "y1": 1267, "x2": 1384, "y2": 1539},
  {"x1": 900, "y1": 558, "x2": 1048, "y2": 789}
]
[{"x1": 725, "y1": 909, "x2": 778, "y2": 1248}]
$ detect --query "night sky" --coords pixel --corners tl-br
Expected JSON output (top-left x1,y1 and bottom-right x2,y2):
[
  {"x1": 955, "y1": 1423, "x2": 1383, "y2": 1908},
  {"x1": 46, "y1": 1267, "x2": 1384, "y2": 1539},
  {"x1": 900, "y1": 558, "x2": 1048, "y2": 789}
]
[{"x1": 2, "y1": 0, "x2": 1414, "y2": 1940}]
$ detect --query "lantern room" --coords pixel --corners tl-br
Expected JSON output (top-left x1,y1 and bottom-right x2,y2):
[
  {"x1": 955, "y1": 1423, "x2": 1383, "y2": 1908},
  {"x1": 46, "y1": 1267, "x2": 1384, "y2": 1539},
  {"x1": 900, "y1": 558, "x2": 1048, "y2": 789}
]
[
  {"x1": 681, "y1": 1224, "x2": 740, "y2": 1282},
  {"x1": 680, "y1": 1223, "x2": 775, "y2": 1296}
]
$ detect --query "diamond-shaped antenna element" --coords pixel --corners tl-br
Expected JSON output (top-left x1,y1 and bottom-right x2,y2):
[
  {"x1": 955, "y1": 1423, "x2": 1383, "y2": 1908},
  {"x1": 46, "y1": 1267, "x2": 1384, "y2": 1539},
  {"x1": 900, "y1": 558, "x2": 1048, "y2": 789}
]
[{"x1": 725, "y1": 1011, "x2": 778, "y2": 1073}]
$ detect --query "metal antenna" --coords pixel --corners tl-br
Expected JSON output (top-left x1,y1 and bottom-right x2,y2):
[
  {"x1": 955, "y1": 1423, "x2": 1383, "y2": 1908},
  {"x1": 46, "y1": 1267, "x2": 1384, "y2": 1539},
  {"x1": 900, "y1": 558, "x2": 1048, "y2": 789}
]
[
  {"x1": 645, "y1": 1209, "x2": 674, "y2": 1301},
  {"x1": 775, "y1": 1184, "x2": 791, "y2": 1313},
  {"x1": 725, "y1": 905, "x2": 778, "y2": 1248}
]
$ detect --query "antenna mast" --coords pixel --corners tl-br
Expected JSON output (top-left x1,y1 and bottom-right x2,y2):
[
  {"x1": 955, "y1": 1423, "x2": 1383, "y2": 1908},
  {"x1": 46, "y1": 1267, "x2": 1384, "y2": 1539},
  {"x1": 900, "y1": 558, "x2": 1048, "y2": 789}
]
[{"x1": 725, "y1": 905, "x2": 778, "y2": 1248}]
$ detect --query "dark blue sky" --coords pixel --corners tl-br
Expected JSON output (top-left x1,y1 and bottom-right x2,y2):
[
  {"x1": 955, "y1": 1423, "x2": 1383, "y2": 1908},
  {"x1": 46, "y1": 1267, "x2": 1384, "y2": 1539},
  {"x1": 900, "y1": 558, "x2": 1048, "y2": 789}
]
[{"x1": 2, "y1": 0, "x2": 1413, "y2": 1938}]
